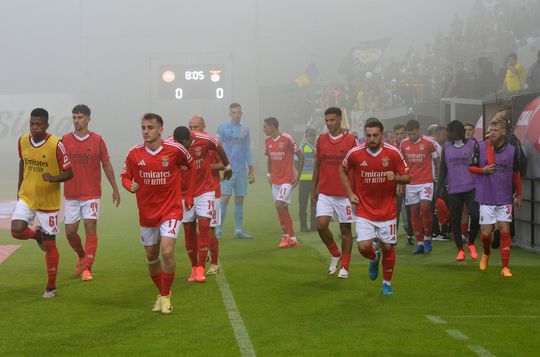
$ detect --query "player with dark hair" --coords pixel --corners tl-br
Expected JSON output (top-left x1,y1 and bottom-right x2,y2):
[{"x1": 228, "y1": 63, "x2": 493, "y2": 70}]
[
  {"x1": 216, "y1": 103, "x2": 254, "y2": 239},
  {"x1": 62, "y1": 104, "x2": 121, "y2": 281},
  {"x1": 311, "y1": 107, "x2": 358, "y2": 278},
  {"x1": 400, "y1": 119, "x2": 440, "y2": 254},
  {"x1": 340, "y1": 118, "x2": 410, "y2": 295},
  {"x1": 469, "y1": 116, "x2": 522, "y2": 277},
  {"x1": 263, "y1": 117, "x2": 304, "y2": 247},
  {"x1": 121, "y1": 115, "x2": 195, "y2": 313},
  {"x1": 11, "y1": 108, "x2": 73, "y2": 298},
  {"x1": 175, "y1": 116, "x2": 232, "y2": 282},
  {"x1": 438, "y1": 120, "x2": 479, "y2": 261}
]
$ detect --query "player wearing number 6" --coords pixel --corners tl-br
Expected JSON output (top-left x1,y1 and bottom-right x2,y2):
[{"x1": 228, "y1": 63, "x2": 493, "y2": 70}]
[
  {"x1": 11, "y1": 108, "x2": 73, "y2": 298},
  {"x1": 263, "y1": 117, "x2": 304, "y2": 248},
  {"x1": 340, "y1": 118, "x2": 410, "y2": 295}
]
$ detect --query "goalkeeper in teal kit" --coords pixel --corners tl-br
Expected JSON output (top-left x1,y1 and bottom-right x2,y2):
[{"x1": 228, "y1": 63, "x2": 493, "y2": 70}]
[{"x1": 216, "y1": 103, "x2": 255, "y2": 239}]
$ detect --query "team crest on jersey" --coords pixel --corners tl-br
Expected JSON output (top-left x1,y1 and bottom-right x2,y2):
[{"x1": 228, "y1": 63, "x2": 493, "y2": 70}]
[
  {"x1": 419, "y1": 144, "x2": 424, "y2": 150},
  {"x1": 193, "y1": 147, "x2": 202, "y2": 157},
  {"x1": 381, "y1": 156, "x2": 390, "y2": 167},
  {"x1": 161, "y1": 156, "x2": 169, "y2": 167}
]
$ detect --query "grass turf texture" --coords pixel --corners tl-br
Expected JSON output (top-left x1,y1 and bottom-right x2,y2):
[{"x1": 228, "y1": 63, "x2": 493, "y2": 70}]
[{"x1": 1, "y1": 180, "x2": 539, "y2": 356}]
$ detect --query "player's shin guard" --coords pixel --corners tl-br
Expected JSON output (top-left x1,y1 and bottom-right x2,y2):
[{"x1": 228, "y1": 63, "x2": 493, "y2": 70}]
[
  {"x1": 209, "y1": 230, "x2": 219, "y2": 265},
  {"x1": 11, "y1": 226, "x2": 38, "y2": 240},
  {"x1": 481, "y1": 233, "x2": 492, "y2": 255},
  {"x1": 43, "y1": 240, "x2": 59, "y2": 289},
  {"x1": 84, "y1": 234, "x2": 97, "y2": 271},
  {"x1": 160, "y1": 272, "x2": 175, "y2": 296},
  {"x1": 359, "y1": 245, "x2": 376, "y2": 260},
  {"x1": 420, "y1": 203, "x2": 433, "y2": 237},
  {"x1": 197, "y1": 219, "x2": 211, "y2": 268},
  {"x1": 67, "y1": 233, "x2": 85, "y2": 259},
  {"x1": 183, "y1": 223, "x2": 198, "y2": 267},
  {"x1": 500, "y1": 232, "x2": 512, "y2": 268},
  {"x1": 382, "y1": 245, "x2": 396, "y2": 281},
  {"x1": 410, "y1": 205, "x2": 424, "y2": 242},
  {"x1": 234, "y1": 202, "x2": 243, "y2": 231}
]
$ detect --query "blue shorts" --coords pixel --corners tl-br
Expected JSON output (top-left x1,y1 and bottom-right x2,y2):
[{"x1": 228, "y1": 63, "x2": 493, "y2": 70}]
[{"x1": 221, "y1": 171, "x2": 248, "y2": 197}]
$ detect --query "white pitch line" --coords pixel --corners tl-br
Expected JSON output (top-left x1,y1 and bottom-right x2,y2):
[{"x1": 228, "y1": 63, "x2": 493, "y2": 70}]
[
  {"x1": 446, "y1": 329, "x2": 469, "y2": 340},
  {"x1": 216, "y1": 268, "x2": 256, "y2": 357},
  {"x1": 443, "y1": 315, "x2": 540, "y2": 319},
  {"x1": 468, "y1": 344, "x2": 496, "y2": 357},
  {"x1": 426, "y1": 315, "x2": 447, "y2": 324}
]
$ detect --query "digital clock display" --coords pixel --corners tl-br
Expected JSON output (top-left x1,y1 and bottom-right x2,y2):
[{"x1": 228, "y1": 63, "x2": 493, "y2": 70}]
[{"x1": 159, "y1": 64, "x2": 225, "y2": 100}]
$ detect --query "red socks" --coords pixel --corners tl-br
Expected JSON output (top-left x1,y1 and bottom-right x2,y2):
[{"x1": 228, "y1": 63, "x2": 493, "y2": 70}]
[
  {"x1": 160, "y1": 272, "x2": 175, "y2": 296},
  {"x1": 277, "y1": 207, "x2": 295, "y2": 237},
  {"x1": 480, "y1": 233, "x2": 492, "y2": 255},
  {"x1": 359, "y1": 245, "x2": 376, "y2": 260},
  {"x1": 326, "y1": 242, "x2": 340, "y2": 257},
  {"x1": 420, "y1": 203, "x2": 433, "y2": 237},
  {"x1": 11, "y1": 226, "x2": 38, "y2": 240},
  {"x1": 500, "y1": 232, "x2": 512, "y2": 268},
  {"x1": 150, "y1": 271, "x2": 162, "y2": 291},
  {"x1": 382, "y1": 246, "x2": 396, "y2": 281},
  {"x1": 410, "y1": 205, "x2": 424, "y2": 242},
  {"x1": 183, "y1": 223, "x2": 198, "y2": 267},
  {"x1": 43, "y1": 240, "x2": 59, "y2": 290},
  {"x1": 341, "y1": 252, "x2": 351, "y2": 270},
  {"x1": 67, "y1": 233, "x2": 85, "y2": 259},
  {"x1": 210, "y1": 230, "x2": 219, "y2": 265},
  {"x1": 197, "y1": 219, "x2": 211, "y2": 268},
  {"x1": 84, "y1": 234, "x2": 98, "y2": 271}
]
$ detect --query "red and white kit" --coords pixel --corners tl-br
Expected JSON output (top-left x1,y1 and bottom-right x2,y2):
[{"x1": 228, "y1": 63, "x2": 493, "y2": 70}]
[{"x1": 265, "y1": 133, "x2": 301, "y2": 204}]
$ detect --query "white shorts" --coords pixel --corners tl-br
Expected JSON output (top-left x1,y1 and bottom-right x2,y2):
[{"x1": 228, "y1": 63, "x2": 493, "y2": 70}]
[
  {"x1": 140, "y1": 219, "x2": 181, "y2": 246},
  {"x1": 271, "y1": 183, "x2": 293, "y2": 204},
  {"x1": 316, "y1": 193, "x2": 354, "y2": 223},
  {"x1": 405, "y1": 183, "x2": 434, "y2": 205},
  {"x1": 64, "y1": 199, "x2": 100, "y2": 224},
  {"x1": 210, "y1": 198, "x2": 221, "y2": 228},
  {"x1": 355, "y1": 216, "x2": 397, "y2": 244},
  {"x1": 479, "y1": 204, "x2": 513, "y2": 225},
  {"x1": 11, "y1": 200, "x2": 60, "y2": 235},
  {"x1": 182, "y1": 191, "x2": 215, "y2": 223}
]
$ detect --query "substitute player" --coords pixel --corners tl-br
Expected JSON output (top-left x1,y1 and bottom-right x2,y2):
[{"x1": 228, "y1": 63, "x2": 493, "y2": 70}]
[
  {"x1": 340, "y1": 118, "x2": 410, "y2": 295},
  {"x1": 11, "y1": 108, "x2": 73, "y2": 298},
  {"x1": 121, "y1": 114, "x2": 195, "y2": 314},
  {"x1": 311, "y1": 107, "x2": 358, "y2": 278},
  {"x1": 174, "y1": 120, "x2": 232, "y2": 282},
  {"x1": 216, "y1": 103, "x2": 254, "y2": 239},
  {"x1": 469, "y1": 116, "x2": 522, "y2": 277},
  {"x1": 400, "y1": 119, "x2": 440, "y2": 254},
  {"x1": 62, "y1": 104, "x2": 121, "y2": 281},
  {"x1": 263, "y1": 117, "x2": 304, "y2": 248}
]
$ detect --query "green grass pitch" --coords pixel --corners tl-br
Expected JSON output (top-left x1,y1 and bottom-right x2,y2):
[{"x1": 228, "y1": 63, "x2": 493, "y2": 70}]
[{"x1": 1, "y1": 180, "x2": 539, "y2": 356}]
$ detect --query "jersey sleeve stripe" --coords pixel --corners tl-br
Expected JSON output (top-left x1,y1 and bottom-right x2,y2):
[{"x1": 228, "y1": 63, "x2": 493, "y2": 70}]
[{"x1": 383, "y1": 142, "x2": 406, "y2": 159}]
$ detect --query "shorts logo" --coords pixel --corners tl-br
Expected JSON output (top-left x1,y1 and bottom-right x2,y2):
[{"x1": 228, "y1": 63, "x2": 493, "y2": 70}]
[
  {"x1": 167, "y1": 229, "x2": 176, "y2": 235},
  {"x1": 138, "y1": 160, "x2": 146, "y2": 166},
  {"x1": 381, "y1": 157, "x2": 389, "y2": 167},
  {"x1": 51, "y1": 227, "x2": 58, "y2": 233},
  {"x1": 162, "y1": 156, "x2": 169, "y2": 167}
]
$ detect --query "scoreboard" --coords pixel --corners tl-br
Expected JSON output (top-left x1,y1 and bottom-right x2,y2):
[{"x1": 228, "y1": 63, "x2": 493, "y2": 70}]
[{"x1": 159, "y1": 65, "x2": 226, "y2": 101}]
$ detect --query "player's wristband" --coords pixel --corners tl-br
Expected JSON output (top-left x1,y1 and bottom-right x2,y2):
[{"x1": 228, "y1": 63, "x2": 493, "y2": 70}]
[
  {"x1": 266, "y1": 173, "x2": 271, "y2": 177},
  {"x1": 224, "y1": 164, "x2": 232, "y2": 171}
]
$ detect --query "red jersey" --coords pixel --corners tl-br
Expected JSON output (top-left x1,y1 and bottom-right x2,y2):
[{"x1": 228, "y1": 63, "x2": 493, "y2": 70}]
[
  {"x1": 342, "y1": 143, "x2": 409, "y2": 221},
  {"x1": 265, "y1": 133, "x2": 300, "y2": 185},
  {"x1": 316, "y1": 132, "x2": 358, "y2": 196},
  {"x1": 62, "y1": 132, "x2": 110, "y2": 200},
  {"x1": 208, "y1": 150, "x2": 222, "y2": 198},
  {"x1": 400, "y1": 135, "x2": 439, "y2": 185},
  {"x1": 179, "y1": 131, "x2": 221, "y2": 197},
  {"x1": 121, "y1": 140, "x2": 193, "y2": 227}
]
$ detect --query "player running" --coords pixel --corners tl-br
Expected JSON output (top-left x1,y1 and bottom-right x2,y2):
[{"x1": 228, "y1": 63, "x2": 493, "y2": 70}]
[
  {"x1": 11, "y1": 108, "x2": 73, "y2": 298},
  {"x1": 400, "y1": 119, "x2": 440, "y2": 254},
  {"x1": 121, "y1": 114, "x2": 195, "y2": 314},
  {"x1": 340, "y1": 118, "x2": 410, "y2": 295},
  {"x1": 438, "y1": 120, "x2": 479, "y2": 261},
  {"x1": 174, "y1": 119, "x2": 232, "y2": 282},
  {"x1": 216, "y1": 103, "x2": 254, "y2": 239},
  {"x1": 62, "y1": 104, "x2": 121, "y2": 281},
  {"x1": 311, "y1": 107, "x2": 358, "y2": 279},
  {"x1": 469, "y1": 116, "x2": 522, "y2": 277},
  {"x1": 263, "y1": 117, "x2": 304, "y2": 248}
]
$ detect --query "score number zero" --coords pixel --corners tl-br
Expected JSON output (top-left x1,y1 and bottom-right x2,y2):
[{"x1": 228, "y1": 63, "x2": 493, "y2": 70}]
[{"x1": 174, "y1": 70, "x2": 224, "y2": 99}]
